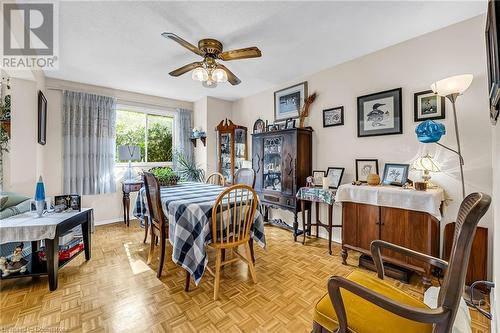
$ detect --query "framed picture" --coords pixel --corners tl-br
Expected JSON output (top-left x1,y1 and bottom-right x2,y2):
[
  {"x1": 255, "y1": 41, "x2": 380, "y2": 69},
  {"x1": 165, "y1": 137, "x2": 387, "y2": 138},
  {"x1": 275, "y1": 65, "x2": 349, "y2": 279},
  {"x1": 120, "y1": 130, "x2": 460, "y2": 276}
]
[
  {"x1": 38, "y1": 90, "x2": 47, "y2": 145},
  {"x1": 414, "y1": 90, "x2": 445, "y2": 122},
  {"x1": 486, "y1": 0, "x2": 500, "y2": 124},
  {"x1": 266, "y1": 124, "x2": 275, "y2": 132},
  {"x1": 323, "y1": 106, "x2": 344, "y2": 127},
  {"x1": 382, "y1": 163, "x2": 409, "y2": 186},
  {"x1": 355, "y1": 159, "x2": 379, "y2": 182},
  {"x1": 54, "y1": 195, "x2": 81, "y2": 211},
  {"x1": 326, "y1": 167, "x2": 345, "y2": 189},
  {"x1": 312, "y1": 170, "x2": 325, "y2": 187},
  {"x1": 253, "y1": 118, "x2": 265, "y2": 134},
  {"x1": 274, "y1": 81, "x2": 308, "y2": 121},
  {"x1": 357, "y1": 88, "x2": 402, "y2": 137},
  {"x1": 285, "y1": 118, "x2": 296, "y2": 129}
]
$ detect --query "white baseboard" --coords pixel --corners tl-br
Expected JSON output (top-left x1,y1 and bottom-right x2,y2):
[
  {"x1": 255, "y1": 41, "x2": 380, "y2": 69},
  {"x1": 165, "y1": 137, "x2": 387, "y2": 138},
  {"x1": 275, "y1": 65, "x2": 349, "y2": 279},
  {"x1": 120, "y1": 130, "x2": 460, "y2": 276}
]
[{"x1": 94, "y1": 217, "x2": 123, "y2": 226}]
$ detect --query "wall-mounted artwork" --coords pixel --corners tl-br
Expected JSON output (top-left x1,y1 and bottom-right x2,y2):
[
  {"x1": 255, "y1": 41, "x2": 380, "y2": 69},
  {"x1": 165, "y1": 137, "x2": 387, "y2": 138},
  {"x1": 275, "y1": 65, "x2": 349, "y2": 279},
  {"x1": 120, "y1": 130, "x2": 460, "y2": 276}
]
[
  {"x1": 414, "y1": 90, "x2": 445, "y2": 122},
  {"x1": 355, "y1": 159, "x2": 379, "y2": 182},
  {"x1": 38, "y1": 91, "x2": 47, "y2": 145},
  {"x1": 323, "y1": 106, "x2": 344, "y2": 127},
  {"x1": 357, "y1": 88, "x2": 402, "y2": 137},
  {"x1": 274, "y1": 82, "x2": 308, "y2": 121}
]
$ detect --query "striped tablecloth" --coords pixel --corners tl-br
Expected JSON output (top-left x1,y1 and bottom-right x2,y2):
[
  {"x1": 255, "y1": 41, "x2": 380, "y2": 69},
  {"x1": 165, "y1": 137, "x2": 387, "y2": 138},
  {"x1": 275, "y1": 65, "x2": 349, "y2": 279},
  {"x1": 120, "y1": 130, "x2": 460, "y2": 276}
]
[{"x1": 133, "y1": 182, "x2": 266, "y2": 284}]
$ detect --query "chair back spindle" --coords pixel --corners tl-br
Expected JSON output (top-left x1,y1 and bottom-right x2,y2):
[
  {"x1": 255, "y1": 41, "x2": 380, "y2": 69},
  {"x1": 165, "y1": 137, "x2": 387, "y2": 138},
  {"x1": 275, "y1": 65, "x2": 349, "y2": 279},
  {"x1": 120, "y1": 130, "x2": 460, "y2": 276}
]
[{"x1": 211, "y1": 184, "x2": 257, "y2": 248}]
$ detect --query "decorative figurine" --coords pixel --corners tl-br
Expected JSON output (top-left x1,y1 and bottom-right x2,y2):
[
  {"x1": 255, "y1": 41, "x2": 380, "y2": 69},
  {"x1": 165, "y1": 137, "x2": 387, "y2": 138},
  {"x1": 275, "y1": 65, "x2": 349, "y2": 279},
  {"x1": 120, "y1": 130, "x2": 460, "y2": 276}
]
[
  {"x1": 0, "y1": 243, "x2": 29, "y2": 277},
  {"x1": 306, "y1": 176, "x2": 314, "y2": 187}
]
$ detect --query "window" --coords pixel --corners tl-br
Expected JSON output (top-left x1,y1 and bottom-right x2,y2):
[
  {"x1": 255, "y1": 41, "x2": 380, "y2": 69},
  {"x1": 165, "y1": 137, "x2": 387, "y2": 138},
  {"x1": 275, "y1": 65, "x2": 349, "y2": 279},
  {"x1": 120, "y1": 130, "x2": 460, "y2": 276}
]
[{"x1": 115, "y1": 106, "x2": 174, "y2": 164}]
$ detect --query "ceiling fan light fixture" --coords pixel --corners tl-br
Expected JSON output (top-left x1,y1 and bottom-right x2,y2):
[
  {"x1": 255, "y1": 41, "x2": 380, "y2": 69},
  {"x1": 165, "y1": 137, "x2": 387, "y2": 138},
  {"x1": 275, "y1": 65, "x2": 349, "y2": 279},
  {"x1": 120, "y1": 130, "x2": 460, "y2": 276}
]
[
  {"x1": 212, "y1": 68, "x2": 228, "y2": 83},
  {"x1": 202, "y1": 79, "x2": 217, "y2": 88},
  {"x1": 191, "y1": 67, "x2": 208, "y2": 81}
]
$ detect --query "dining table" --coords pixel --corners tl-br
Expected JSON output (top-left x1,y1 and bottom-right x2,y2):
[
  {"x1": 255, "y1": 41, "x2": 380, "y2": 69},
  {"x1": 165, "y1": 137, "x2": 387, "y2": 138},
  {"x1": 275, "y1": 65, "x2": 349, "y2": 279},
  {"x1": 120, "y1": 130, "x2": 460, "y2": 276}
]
[{"x1": 133, "y1": 182, "x2": 266, "y2": 285}]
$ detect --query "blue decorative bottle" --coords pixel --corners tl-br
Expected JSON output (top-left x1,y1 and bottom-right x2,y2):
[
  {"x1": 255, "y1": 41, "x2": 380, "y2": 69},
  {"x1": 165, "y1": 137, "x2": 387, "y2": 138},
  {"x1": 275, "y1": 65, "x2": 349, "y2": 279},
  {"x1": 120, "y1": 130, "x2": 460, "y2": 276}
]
[{"x1": 34, "y1": 176, "x2": 46, "y2": 217}]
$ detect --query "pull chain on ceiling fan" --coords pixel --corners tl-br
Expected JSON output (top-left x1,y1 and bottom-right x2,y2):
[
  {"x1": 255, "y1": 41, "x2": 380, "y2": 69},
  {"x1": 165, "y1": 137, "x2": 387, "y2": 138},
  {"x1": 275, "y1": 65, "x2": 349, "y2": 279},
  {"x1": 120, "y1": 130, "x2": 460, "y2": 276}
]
[{"x1": 162, "y1": 32, "x2": 262, "y2": 88}]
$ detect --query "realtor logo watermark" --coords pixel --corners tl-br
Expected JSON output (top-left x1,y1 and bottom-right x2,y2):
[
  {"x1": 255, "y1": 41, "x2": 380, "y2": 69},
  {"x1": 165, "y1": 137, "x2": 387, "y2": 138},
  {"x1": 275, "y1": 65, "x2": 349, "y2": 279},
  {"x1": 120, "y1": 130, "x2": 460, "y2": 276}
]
[{"x1": 2, "y1": 2, "x2": 59, "y2": 70}]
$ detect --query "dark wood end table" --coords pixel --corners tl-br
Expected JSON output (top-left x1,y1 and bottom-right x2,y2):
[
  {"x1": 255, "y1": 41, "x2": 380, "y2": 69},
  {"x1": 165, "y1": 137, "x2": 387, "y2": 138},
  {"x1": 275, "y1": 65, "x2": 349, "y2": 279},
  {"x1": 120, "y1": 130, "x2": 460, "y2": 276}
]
[{"x1": 122, "y1": 180, "x2": 143, "y2": 227}]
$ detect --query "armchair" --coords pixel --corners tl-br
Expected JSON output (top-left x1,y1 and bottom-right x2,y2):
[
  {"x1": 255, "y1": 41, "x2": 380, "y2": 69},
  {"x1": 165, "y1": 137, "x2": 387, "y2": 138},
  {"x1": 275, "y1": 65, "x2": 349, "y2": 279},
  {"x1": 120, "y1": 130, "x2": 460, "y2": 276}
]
[{"x1": 313, "y1": 192, "x2": 491, "y2": 333}]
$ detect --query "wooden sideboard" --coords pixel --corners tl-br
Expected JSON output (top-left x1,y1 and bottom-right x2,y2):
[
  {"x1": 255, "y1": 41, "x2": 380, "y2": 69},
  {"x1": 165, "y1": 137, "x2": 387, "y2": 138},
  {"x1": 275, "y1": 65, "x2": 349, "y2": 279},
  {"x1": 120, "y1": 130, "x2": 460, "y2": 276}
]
[{"x1": 341, "y1": 202, "x2": 440, "y2": 286}]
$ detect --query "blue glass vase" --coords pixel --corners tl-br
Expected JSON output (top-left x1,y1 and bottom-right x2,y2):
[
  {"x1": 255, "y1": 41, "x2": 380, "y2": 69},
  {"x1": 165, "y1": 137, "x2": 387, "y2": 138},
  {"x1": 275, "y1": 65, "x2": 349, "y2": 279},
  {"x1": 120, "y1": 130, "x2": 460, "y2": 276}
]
[
  {"x1": 34, "y1": 176, "x2": 45, "y2": 217},
  {"x1": 415, "y1": 120, "x2": 446, "y2": 143}
]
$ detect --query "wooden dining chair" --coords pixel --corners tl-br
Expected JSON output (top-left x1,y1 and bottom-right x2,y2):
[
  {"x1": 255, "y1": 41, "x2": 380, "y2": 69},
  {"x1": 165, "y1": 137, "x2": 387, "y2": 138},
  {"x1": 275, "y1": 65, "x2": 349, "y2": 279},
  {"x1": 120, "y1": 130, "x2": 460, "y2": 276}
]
[
  {"x1": 143, "y1": 172, "x2": 169, "y2": 278},
  {"x1": 234, "y1": 168, "x2": 256, "y2": 188},
  {"x1": 206, "y1": 172, "x2": 225, "y2": 186},
  {"x1": 206, "y1": 184, "x2": 258, "y2": 300},
  {"x1": 312, "y1": 192, "x2": 491, "y2": 333}
]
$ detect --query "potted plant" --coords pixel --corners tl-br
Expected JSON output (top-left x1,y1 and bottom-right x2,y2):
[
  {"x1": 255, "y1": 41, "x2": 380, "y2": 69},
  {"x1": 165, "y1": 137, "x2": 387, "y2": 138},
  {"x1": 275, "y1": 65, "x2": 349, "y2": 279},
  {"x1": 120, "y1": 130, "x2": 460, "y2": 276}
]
[
  {"x1": 174, "y1": 151, "x2": 205, "y2": 182},
  {"x1": 148, "y1": 166, "x2": 179, "y2": 186}
]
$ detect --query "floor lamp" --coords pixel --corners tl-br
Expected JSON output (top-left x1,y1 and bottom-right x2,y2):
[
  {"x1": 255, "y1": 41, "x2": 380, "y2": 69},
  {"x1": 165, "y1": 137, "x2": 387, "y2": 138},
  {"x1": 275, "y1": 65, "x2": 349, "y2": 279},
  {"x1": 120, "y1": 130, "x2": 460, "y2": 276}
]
[{"x1": 430, "y1": 74, "x2": 473, "y2": 198}]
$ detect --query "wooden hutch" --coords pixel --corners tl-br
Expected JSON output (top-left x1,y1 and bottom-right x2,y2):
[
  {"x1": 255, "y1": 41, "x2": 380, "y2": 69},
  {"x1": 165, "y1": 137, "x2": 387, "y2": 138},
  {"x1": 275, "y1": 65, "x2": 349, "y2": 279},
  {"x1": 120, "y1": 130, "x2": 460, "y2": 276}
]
[
  {"x1": 251, "y1": 127, "x2": 313, "y2": 240},
  {"x1": 216, "y1": 119, "x2": 248, "y2": 183}
]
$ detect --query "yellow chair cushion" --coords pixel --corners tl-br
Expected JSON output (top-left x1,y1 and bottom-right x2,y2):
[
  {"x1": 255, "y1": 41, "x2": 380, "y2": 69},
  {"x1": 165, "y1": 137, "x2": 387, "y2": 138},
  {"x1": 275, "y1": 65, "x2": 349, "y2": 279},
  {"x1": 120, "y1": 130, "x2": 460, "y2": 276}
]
[{"x1": 313, "y1": 270, "x2": 433, "y2": 333}]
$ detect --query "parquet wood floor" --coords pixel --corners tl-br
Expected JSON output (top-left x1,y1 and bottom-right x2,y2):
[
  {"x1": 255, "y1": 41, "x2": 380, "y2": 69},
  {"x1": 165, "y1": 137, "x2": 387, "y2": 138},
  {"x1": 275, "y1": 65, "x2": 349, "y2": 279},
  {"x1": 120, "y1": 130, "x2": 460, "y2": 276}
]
[{"x1": 0, "y1": 222, "x2": 490, "y2": 333}]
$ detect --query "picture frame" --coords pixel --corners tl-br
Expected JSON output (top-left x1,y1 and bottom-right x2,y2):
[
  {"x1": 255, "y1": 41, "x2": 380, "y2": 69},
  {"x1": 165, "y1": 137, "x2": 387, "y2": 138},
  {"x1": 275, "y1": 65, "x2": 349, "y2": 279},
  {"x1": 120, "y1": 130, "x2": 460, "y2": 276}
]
[
  {"x1": 266, "y1": 124, "x2": 275, "y2": 132},
  {"x1": 357, "y1": 88, "x2": 402, "y2": 137},
  {"x1": 54, "y1": 195, "x2": 81, "y2": 211},
  {"x1": 326, "y1": 167, "x2": 345, "y2": 189},
  {"x1": 486, "y1": 0, "x2": 500, "y2": 125},
  {"x1": 355, "y1": 159, "x2": 379, "y2": 182},
  {"x1": 38, "y1": 90, "x2": 47, "y2": 145},
  {"x1": 381, "y1": 163, "x2": 409, "y2": 187},
  {"x1": 414, "y1": 90, "x2": 445, "y2": 122},
  {"x1": 274, "y1": 81, "x2": 308, "y2": 121},
  {"x1": 253, "y1": 118, "x2": 265, "y2": 134},
  {"x1": 323, "y1": 106, "x2": 344, "y2": 127},
  {"x1": 285, "y1": 118, "x2": 296, "y2": 129},
  {"x1": 312, "y1": 170, "x2": 325, "y2": 187}
]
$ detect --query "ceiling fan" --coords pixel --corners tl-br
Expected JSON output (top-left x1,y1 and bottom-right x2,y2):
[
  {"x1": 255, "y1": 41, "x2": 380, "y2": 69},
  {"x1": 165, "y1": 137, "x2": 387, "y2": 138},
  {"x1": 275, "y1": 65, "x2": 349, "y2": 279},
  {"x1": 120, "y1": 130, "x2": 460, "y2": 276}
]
[{"x1": 162, "y1": 32, "x2": 262, "y2": 88}]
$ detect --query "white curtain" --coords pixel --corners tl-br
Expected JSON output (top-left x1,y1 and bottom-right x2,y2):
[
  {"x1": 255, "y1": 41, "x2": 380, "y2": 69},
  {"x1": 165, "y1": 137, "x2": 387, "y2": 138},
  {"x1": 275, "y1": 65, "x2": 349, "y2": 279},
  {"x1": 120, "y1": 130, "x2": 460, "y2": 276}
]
[
  {"x1": 173, "y1": 108, "x2": 193, "y2": 169},
  {"x1": 63, "y1": 91, "x2": 116, "y2": 195}
]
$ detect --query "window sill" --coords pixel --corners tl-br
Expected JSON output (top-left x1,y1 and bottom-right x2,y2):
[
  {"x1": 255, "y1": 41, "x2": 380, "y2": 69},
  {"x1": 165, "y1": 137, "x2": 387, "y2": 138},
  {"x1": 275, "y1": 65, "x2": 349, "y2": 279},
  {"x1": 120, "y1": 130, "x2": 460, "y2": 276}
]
[{"x1": 115, "y1": 162, "x2": 173, "y2": 168}]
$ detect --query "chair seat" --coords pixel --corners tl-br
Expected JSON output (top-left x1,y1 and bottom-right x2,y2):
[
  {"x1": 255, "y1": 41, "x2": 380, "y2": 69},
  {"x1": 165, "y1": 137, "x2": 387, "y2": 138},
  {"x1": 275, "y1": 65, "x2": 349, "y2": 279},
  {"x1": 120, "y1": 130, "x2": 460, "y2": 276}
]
[{"x1": 313, "y1": 270, "x2": 433, "y2": 333}]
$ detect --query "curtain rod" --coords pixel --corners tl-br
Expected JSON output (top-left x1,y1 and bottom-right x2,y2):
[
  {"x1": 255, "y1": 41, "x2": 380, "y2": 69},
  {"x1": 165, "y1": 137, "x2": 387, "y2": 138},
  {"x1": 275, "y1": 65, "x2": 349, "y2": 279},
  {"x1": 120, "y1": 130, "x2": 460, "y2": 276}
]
[{"x1": 46, "y1": 87, "x2": 184, "y2": 112}]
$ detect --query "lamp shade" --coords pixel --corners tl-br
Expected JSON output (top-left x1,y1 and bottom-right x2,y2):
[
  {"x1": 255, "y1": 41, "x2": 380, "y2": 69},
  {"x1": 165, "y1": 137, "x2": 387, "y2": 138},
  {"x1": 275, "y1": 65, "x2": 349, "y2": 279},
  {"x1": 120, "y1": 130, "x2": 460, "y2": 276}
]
[
  {"x1": 412, "y1": 154, "x2": 440, "y2": 173},
  {"x1": 118, "y1": 145, "x2": 141, "y2": 161},
  {"x1": 430, "y1": 74, "x2": 473, "y2": 96}
]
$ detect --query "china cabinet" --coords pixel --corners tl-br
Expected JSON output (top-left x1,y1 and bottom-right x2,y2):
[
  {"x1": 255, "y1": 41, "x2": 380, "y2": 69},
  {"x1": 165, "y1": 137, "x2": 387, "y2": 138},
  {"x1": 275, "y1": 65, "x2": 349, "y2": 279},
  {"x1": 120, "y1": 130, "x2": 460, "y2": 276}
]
[
  {"x1": 252, "y1": 127, "x2": 313, "y2": 239},
  {"x1": 216, "y1": 119, "x2": 248, "y2": 183}
]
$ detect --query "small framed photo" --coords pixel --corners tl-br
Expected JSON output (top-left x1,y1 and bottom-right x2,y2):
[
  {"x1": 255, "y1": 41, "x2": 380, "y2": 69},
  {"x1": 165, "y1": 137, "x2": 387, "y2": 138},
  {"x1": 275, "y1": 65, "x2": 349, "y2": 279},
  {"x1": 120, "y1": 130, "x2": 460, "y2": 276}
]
[
  {"x1": 414, "y1": 90, "x2": 445, "y2": 122},
  {"x1": 54, "y1": 195, "x2": 81, "y2": 211},
  {"x1": 355, "y1": 159, "x2": 379, "y2": 182},
  {"x1": 285, "y1": 118, "x2": 296, "y2": 129},
  {"x1": 266, "y1": 124, "x2": 275, "y2": 132},
  {"x1": 382, "y1": 163, "x2": 409, "y2": 186},
  {"x1": 312, "y1": 170, "x2": 325, "y2": 187},
  {"x1": 274, "y1": 82, "x2": 308, "y2": 121},
  {"x1": 253, "y1": 118, "x2": 265, "y2": 134},
  {"x1": 326, "y1": 167, "x2": 345, "y2": 189},
  {"x1": 323, "y1": 106, "x2": 344, "y2": 127},
  {"x1": 357, "y1": 88, "x2": 402, "y2": 137}
]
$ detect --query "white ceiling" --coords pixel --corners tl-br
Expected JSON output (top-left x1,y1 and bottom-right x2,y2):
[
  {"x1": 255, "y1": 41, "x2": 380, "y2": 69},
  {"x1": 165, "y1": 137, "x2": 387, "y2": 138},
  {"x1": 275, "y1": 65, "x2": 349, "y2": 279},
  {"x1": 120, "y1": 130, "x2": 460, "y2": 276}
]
[{"x1": 46, "y1": 1, "x2": 487, "y2": 102}]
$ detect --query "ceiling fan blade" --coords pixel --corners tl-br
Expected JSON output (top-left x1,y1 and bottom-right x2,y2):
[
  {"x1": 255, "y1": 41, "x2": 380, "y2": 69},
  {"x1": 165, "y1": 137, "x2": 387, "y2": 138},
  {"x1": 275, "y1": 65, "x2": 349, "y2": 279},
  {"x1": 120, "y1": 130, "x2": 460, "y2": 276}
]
[
  {"x1": 217, "y1": 63, "x2": 241, "y2": 85},
  {"x1": 218, "y1": 47, "x2": 261, "y2": 61},
  {"x1": 161, "y1": 32, "x2": 204, "y2": 57},
  {"x1": 169, "y1": 62, "x2": 203, "y2": 77}
]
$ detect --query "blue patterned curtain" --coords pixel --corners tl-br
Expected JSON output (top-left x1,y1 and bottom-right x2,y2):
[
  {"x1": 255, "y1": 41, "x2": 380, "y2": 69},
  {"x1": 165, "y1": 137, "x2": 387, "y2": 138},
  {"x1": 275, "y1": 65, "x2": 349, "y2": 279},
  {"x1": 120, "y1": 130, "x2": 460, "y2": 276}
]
[
  {"x1": 173, "y1": 108, "x2": 193, "y2": 169},
  {"x1": 63, "y1": 91, "x2": 117, "y2": 195}
]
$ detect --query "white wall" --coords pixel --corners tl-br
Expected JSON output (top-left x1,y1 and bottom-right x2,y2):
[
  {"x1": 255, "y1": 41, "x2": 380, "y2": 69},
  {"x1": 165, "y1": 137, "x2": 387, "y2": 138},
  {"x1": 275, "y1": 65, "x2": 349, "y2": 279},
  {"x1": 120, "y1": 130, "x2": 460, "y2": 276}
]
[
  {"x1": 231, "y1": 15, "x2": 493, "y2": 273},
  {"x1": 43, "y1": 78, "x2": 193, "y2": 223},
  {"x1": 192, "y1": 96, "x2": 233, "y2": 176}
]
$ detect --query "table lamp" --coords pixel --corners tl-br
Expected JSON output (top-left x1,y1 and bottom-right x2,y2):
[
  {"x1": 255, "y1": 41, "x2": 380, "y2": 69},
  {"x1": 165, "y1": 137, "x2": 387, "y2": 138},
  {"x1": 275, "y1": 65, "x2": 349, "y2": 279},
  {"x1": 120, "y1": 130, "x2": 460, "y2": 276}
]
[
  {"x1": 118, "y1": 145, "x2": 141, "y2": 181},
  {"x1": 412, "y1": 154, "x2": 440, "y2": 189},
  {"x1": 428, "y1": 74, "x2": 473, "y2": 198}
]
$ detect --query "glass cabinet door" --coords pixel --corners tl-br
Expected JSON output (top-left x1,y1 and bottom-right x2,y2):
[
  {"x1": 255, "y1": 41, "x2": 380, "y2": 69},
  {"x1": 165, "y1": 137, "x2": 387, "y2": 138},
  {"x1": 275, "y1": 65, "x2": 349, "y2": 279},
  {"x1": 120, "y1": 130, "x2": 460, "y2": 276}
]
[
  {"x1": 234, "y1": 128, "x2": 246, "y2": 174},
  {"x1": 220, "y1": 132, "x2": 232, "y2": 182},
  {"x1": 263, "y1": 136, "x2": 282, "y2": 191}
]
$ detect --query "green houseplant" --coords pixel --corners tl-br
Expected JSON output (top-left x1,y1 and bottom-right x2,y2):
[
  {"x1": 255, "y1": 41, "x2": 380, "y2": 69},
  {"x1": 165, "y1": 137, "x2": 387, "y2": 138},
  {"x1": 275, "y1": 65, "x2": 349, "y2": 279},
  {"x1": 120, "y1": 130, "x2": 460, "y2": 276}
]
[
  {"x1": 148, "y1": 166, "x2": 179, "y2": 186},
  {"x1": 174, "y1": 151, "x2": 205, "y2": 182}
]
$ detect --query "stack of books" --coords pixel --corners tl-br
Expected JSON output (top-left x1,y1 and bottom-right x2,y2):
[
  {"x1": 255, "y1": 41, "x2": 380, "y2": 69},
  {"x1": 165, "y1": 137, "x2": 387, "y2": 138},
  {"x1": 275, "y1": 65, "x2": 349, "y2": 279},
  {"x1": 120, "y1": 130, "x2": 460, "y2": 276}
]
[{"x1": 38, "y1": 227, "x2": 84, "y2": 261}]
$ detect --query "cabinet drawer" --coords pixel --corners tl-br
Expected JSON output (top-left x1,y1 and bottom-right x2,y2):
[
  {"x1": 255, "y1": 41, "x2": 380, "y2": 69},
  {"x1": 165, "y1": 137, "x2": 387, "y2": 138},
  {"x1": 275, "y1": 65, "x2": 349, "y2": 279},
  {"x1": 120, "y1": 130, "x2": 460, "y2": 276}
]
[
  {"x1": 261, "y1": 194, "x2": 295, "y2": 209},
  {"x1": 123, "y1": 183, "x2": 143, "y2": 192}
]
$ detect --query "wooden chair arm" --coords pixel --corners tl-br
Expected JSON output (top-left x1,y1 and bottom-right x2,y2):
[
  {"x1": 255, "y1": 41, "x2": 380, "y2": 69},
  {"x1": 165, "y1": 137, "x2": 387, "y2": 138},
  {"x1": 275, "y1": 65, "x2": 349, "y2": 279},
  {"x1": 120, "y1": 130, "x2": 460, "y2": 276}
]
[
  {"x1": 370, "y1": 240, "x2": 448, "y2": 280},
  {"x1": 327, "y1": 276, "x2": 450, "y2": 333}
]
